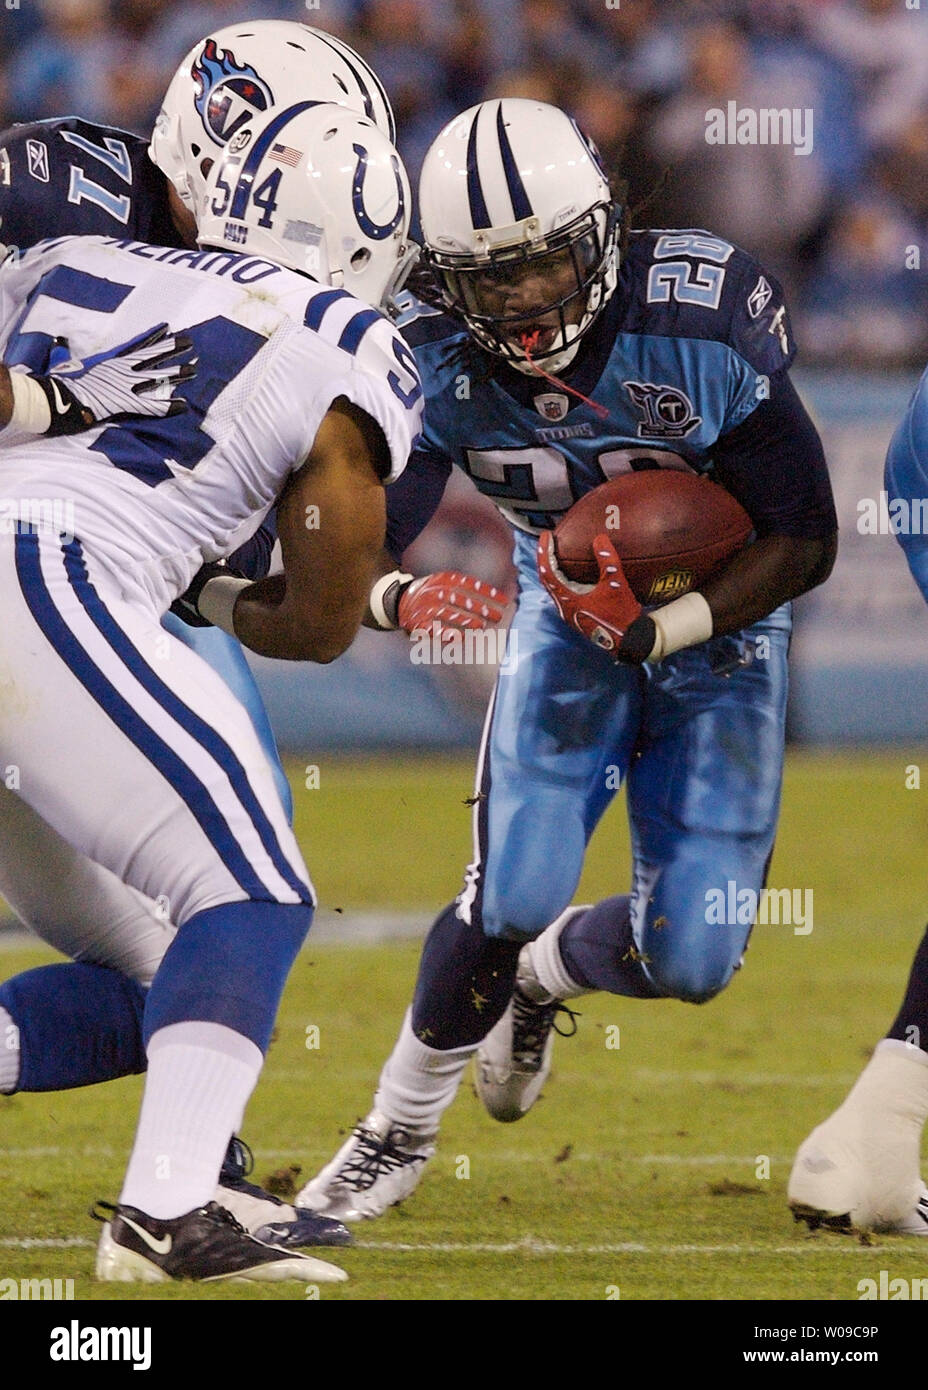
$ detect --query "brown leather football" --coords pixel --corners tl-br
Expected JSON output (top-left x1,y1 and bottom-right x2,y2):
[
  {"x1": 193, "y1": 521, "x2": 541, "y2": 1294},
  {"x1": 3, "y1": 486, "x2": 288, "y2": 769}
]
[{"x1": 552, "y1": 471, "x2": 753, "y2": 604}]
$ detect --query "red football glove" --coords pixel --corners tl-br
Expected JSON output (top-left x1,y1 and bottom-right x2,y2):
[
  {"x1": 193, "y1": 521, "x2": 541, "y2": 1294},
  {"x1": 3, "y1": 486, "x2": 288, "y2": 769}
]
[
  {"x1": 397, "y1": 571, "x2": 506, "y2": 637},
  {"x1": 537, "y1": 531, "x2": 656, "y2": 663}
]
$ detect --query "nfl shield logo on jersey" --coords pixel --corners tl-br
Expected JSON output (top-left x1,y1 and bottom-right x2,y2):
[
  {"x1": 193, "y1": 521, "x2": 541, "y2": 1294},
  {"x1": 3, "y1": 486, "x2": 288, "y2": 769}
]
[{"x1": 534, "y1": 393, "x2": 569, "y2": 423}]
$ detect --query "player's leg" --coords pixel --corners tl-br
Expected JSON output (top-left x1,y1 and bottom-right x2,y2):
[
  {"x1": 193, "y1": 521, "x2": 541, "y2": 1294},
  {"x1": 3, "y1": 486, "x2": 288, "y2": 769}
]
[
  {"x1": 0, "y1": 529, "x2": 343, "y2": 1281},
  {"x1": 300, "y1": 554, "x2": 643, "y2": 1218},
  {"x1": 475, "y1": 619, "x2": 790, "y2": 1121},
  {"x1": 162, "y1": 612, "x2": 293, "y2": 821},
  {"x1": 561, "y1": 624, "x2": 789, "y2": 1000},
  {"x1": 0, "y1": 641, "x2": 347, "y2": 1251},
  {"x1": 786, "y1": 391, "x2": 928, "y2": 1235},
  {"x1": 788, "y1": 930, "x2": 928, "y2": 1235}
]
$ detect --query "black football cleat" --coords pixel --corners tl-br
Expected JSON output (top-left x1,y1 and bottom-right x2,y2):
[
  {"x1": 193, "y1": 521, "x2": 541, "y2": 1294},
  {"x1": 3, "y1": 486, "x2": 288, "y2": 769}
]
[
  {"x1": 93, "y1": 1199, "x2": 348, "y2": 1283},
  {"x1": 218, "y1": 1136, "x2": 352, "y2": 1247}
]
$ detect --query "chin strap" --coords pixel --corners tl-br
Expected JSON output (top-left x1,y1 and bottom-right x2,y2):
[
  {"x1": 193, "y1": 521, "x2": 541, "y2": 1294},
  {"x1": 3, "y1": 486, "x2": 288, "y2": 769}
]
[{"x1": 519, "y1": 331, "x2": 609, "y2": 421}]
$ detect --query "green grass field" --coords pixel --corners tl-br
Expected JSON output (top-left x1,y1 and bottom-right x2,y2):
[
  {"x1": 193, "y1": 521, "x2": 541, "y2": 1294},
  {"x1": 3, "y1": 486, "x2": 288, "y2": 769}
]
[{"x1": 3, "y1": 750, "x2": 928, "y2": 1303}]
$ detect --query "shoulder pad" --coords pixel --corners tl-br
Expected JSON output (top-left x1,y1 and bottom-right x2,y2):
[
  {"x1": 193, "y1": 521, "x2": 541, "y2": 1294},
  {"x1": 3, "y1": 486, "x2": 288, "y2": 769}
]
[{"x1": 620, "y1": 229, "x2": 796, "y2": 374}]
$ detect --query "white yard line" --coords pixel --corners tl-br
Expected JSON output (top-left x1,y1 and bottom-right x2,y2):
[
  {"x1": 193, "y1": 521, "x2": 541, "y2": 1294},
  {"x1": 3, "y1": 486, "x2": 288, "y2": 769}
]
[
  {"x1": 0, "y1": 1147, "x2": 798, "y2": 1164},
  {"x1": 0, "y1": 1235, "x2": 907, "y2": 1256}
]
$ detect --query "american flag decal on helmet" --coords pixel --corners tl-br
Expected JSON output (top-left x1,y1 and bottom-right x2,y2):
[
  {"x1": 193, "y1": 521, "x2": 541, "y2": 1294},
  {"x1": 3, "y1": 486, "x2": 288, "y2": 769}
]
[{"x1": 269, "y1": 143, "x2": 303, "y2": 167}]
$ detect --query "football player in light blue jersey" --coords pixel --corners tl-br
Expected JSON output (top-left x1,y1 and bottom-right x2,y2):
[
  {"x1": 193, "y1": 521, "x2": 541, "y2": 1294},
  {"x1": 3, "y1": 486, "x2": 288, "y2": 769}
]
[
  {"x1": 299, "y1": 98, "x2": 841, "y2": 1222},
  {"x1": 788, "y1": 367, "x2": 928, "y2": 1237}
]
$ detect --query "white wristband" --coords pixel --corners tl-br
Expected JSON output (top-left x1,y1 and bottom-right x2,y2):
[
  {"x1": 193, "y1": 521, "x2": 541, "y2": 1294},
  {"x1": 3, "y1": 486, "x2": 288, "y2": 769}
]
[
  {"x1": 648, "y1": 592, "x2": 713, "y2": 661},
  {"x1": 7, "y1": 370, "x2": 51, "y2": 434},
  {"x1": 369, "y1": 569, "x2": 414, "y2": 630},
  {"x1": 197, "y1": 574, "x2": 251, "y2": 637}
]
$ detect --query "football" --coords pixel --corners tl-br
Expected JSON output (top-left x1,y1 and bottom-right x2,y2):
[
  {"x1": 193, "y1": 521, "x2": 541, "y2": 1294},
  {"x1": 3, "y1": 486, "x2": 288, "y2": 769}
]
[{"x1": 552, "y1": 471, "x2": 753, "y2": 604}]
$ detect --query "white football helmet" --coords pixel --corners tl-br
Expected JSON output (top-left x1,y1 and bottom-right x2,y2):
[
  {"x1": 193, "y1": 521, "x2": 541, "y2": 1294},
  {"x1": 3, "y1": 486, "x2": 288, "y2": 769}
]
[
  {"x1": 419, "y1": 99, "x2": 622, "y2": 375},
  {"x1": 150, "y1": 21, "x2": 395, "y2": 213},
  {"x1": 197, "y1": 103, "x2": 413, "y2": 312}
]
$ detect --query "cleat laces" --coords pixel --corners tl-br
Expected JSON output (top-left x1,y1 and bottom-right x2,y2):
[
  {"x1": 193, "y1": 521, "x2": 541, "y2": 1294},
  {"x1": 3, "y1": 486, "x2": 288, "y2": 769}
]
[
  {"x1": 510, "y1": 989, "x2": 580, "y2": 1072},
  {"x1": 333, "y1": 1122, "x2": 430, "y2": 1194}
]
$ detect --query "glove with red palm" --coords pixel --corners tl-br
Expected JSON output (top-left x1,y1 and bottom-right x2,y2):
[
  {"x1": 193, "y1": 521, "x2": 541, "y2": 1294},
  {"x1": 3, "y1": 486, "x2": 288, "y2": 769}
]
[
  {"x1": 397, "y1": 571, "x2": 506, "y2": 636},
  {"x1": 537, "y1": 530, "x2": 657, "y2": 664}
]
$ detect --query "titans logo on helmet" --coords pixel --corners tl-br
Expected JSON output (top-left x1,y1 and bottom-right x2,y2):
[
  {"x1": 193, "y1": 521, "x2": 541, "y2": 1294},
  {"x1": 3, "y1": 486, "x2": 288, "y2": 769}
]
[{"x1": 191, "y1": 39, "x2": 274, "y2": 148}]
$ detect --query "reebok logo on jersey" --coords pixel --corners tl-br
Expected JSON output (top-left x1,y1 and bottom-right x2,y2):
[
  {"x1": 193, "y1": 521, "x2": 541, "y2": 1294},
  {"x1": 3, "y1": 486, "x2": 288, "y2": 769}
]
[
  {"x1": 119, "y1": 1214, "x2": 172, "y2": 1256},
  {"x1": 26, "y1": 140, "x2": 49, "y2": 183},
  {"x1": 747, "y1": 275, "x2": 773, "y2": 320},
  {"x1": 0, "y1": 149, "x2": 10, "y2": 187}
]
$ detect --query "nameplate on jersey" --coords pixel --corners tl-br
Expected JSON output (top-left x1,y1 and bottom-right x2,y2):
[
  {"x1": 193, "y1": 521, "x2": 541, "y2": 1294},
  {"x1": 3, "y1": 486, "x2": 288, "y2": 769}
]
[
  {"x1": 624, "y1": 381, "x2": 701, "y2": 440},
  {"x1": 0, "y1": 149, "x2": 10, "y2": 187},
  {"x1": 534, "y1": 421, "x2": 595, "y2": 445}
]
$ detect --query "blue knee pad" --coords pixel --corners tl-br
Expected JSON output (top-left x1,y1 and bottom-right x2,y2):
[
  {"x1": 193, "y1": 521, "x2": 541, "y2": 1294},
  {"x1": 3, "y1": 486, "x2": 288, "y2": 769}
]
[
  {"x1": 0, "y1": 964, "x2": 146, "y2": 1092},
  {"x1": 142, "y1": 900, "x2": 313, "y2": 1052},
  {"x1": 162, "y1": 613, "x2": 293, "y2": 821}
]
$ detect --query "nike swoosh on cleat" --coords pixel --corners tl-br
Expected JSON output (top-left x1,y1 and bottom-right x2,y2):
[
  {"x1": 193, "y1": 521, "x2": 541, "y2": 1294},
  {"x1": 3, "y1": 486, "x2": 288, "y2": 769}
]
[{"x1": 120, "y1": 1214, "x2": 172, "y2": 1256}]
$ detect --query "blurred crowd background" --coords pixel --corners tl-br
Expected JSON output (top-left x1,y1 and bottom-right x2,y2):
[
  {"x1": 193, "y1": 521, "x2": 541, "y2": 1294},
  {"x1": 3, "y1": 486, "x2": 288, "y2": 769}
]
[
  {"x1": 2, "y1": 0, "x2": 927, "y2": 367},
  {"x1": 1, "y1": 0, "x2": 927, "y2": 744}
]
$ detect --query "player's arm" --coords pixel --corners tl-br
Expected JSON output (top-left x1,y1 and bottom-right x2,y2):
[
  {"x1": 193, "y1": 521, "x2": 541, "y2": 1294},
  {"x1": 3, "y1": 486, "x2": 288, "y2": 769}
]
[
  {"x1": 0, "y1": 325, "x2": 195, "y2": 437},
  {"x1": 190, "y1": 398, "x2": 388, "y2": 663},
  {"x1": 539, "y1": 369, "x2": 837, "y2": 663},
  {"x1": 697, "y1": 368, "x2": 837, "y2": 633},
  {"x1": 361, "y1": 441, "x2": 506, "y2": 636}
]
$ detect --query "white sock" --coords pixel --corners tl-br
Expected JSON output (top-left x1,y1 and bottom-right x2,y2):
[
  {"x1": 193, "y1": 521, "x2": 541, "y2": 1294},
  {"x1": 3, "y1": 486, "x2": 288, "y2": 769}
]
[
  {"x1": 120, "y1": 1021, "x2": 262, "y2": 1219},
  {"x1": 0, "y1": 1005, "x2": 20, "y2": 1093},
  {"x1": 847, "y1": 1038, "x2": 928, "y2": 1126},
  {"x1": 373, "y1": 1010, "x2": 474, "y2": 1134},
  {"x1": 524, "y1": 906, "x2": 592, "y2": 1001}
]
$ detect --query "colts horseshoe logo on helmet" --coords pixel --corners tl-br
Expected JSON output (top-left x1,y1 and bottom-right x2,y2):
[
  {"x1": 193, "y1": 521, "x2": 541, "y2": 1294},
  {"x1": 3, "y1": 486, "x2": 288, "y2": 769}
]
[{"x1": 351, "y1": 143, "x2": 406, "y2": 241}]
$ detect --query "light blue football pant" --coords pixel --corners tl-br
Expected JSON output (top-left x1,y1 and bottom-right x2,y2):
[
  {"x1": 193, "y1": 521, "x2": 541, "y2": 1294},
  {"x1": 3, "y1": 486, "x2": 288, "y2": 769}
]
[{"x1": 458, "y1": 529, "x2": 791, "y2": 1001}]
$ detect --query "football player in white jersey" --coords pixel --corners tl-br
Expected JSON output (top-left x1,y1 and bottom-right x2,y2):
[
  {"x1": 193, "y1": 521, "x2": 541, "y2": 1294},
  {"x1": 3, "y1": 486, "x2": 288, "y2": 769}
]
[
  {"x1": 0, "y1": 18, "x2": 399, "y2": 1253},
  {"x1": 0, "y1": 102, "x2": 421, "y2": 1283},
  {"x1": 0, "y1": 22, "x2": 503, "y2": 1255}
]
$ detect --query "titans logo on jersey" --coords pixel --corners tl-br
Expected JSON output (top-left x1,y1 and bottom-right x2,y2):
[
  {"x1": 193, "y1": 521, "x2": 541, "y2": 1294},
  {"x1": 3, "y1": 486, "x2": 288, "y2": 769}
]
[
  {"x1": 0, "y1": 118, "x2": 181, "y2": 252},
  {"x1": 388, "y1": 229, "x2": 835, "y2": 553}
]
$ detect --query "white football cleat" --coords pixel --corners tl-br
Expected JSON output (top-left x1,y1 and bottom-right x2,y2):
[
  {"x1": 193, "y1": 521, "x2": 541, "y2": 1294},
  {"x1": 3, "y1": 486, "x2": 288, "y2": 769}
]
[
  {"x1": 788, "y1": 1040, "x2": 928, "y2": 1234},
  {"x1": 474, "y1": 953, "x2": 580, "y2": 1123},
  {"x1": 297, "y1": 1110, "x2": 436, "y2": 1221}
]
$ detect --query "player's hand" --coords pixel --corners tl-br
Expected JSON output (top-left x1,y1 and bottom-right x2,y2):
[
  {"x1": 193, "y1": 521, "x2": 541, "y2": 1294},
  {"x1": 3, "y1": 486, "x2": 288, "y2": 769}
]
[
  {"x1": 397, "y1": 571, "x2": 506, "y2": 636},
  {"x1": 37, "y1": 323, "x2": 197, "y2": 436},
  {"x1": 537, "y1": 530, "x2": 656, "y2": 663}
]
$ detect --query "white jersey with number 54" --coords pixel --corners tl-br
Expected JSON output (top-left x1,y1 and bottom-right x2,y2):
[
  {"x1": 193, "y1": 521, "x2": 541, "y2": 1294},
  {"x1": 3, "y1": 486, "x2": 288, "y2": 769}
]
[{"x1": 0, "y1": 234, "x2": 422, "y2": 610}]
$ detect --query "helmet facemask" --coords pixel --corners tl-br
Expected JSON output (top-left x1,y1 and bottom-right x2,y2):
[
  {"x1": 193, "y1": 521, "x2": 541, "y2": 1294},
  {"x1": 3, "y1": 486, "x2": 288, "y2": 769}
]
[{"x1": 424, "y1": 201, "x2": 620, "y2": 375}]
